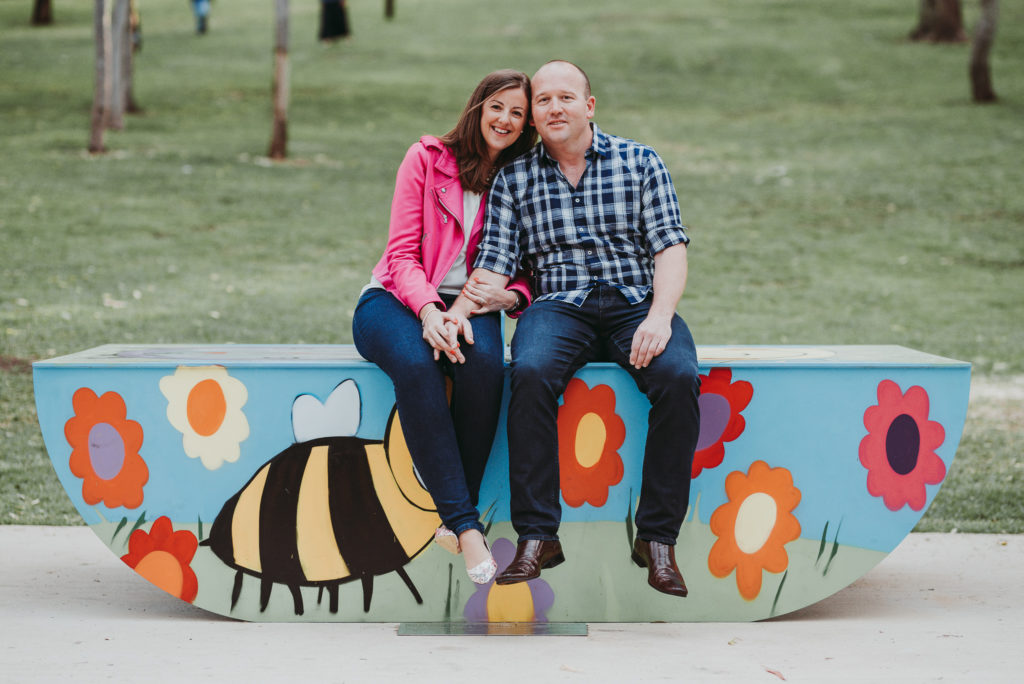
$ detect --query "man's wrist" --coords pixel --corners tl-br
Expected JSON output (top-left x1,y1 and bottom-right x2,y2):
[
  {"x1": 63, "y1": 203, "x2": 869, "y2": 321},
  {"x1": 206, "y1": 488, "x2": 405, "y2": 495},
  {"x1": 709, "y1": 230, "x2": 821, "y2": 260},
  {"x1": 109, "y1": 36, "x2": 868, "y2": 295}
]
[
  {"x1": 506, "y1": 290, "x2": 525, "y2": 314},
  {"x1": 645, "y1": 307, "x2": 675, "y2": 323}
]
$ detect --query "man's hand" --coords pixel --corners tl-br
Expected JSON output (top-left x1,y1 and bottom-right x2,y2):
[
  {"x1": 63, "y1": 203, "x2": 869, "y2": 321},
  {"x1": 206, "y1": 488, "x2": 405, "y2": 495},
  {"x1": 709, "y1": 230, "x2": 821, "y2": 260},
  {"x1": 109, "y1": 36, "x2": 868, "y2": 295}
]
[
  {"x1": 629, "y1": 311, "x2": 673, "y2": 369},
  {"x1": 461, "y1": 276, "x2": 518, "y2": 315},
  {"x1": 629, "y1": 242, "x2": 688, "y2": 368}
]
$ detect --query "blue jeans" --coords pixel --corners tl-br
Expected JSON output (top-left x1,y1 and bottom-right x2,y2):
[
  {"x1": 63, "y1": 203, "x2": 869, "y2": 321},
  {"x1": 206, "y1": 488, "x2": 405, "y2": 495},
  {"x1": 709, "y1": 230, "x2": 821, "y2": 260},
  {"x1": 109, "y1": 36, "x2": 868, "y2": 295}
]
[
  {"x1": 508, "y1": 284, "x2": 701, "y2": 545},
  {"x1": 352, "y1": 288, "x2": 504, "y2": 536}
]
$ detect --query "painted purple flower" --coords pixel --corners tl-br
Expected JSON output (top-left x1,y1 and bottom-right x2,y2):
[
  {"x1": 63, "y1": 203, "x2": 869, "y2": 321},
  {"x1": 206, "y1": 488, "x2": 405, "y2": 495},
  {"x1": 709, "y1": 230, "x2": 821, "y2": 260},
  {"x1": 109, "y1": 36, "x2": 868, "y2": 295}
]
[{"x1": 463, "y1": 538, "x2": 555, "y2": 622}]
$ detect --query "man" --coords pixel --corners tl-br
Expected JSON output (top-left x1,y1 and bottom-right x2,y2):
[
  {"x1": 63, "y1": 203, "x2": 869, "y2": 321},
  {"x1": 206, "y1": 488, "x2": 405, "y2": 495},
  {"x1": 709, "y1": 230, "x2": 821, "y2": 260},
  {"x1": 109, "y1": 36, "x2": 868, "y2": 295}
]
[{"x1": 451, "y1": 60, "x2": 700, "y2": 598}]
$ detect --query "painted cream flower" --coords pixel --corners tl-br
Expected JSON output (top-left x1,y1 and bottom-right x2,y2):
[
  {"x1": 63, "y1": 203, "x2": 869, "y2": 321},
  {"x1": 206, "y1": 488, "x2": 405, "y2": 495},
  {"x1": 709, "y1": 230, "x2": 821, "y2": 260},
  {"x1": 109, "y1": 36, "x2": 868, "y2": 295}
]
[{"x1": 160, "y1": 366, "x2": 249, "y2": 470}]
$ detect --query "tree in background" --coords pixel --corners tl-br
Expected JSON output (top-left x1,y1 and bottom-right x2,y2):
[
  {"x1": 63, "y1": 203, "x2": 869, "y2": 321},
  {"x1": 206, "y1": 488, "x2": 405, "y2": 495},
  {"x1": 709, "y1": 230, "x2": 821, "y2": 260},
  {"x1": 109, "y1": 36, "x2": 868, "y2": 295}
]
[
  {"x1": 909, "y1": 0, "x2": 966, "y2": 42},
  {"x1": 88, "y1": 0, "x2": 110, "y2": 152},
  {"x1": 970, "y1": 0, "x2": 999, "y2": 102},
  {"x1": 30, "y1": 0, "x2": 53, "y2": 25},
  {"x1": 268, "y1": 0, "x2": 290, "y2": 159},
  {"x1": 88, "y1": 0, "x2": 141, "y2": 152}
]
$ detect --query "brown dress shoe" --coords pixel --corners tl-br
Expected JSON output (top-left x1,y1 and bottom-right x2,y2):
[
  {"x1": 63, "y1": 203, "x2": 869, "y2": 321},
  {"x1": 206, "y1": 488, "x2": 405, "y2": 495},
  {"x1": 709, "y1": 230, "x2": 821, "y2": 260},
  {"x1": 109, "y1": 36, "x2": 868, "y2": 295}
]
[
  {"x1": 494, "y1": 539, "x2": 565, "y2": 585},
  {"x1": 631, "y1": 538, "x2": 688, "y2": 598}
]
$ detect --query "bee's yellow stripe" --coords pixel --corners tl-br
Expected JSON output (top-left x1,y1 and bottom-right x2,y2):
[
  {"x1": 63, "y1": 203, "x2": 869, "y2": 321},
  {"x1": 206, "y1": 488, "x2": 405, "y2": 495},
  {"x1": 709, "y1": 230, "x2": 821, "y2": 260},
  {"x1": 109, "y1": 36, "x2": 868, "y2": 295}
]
[
  {"x1": 366, "y1": 443, "x2": 440, "y2": 558},
  {"x1": 384, "y1": 415, "x2": 437, "y2": 512},
  {"x1": 232, "y1": 464, "x2": 269, "y2": 572},
  {"x1": 296, "y1": 445, "x2": 350, "y2": 581}
]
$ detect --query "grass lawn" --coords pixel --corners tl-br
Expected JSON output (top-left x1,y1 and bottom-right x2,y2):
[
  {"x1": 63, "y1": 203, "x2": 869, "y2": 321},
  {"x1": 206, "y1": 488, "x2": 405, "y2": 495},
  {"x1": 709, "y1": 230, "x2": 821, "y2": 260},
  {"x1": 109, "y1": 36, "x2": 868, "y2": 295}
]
[{"x1": 1, "y1": 0, "x2": 1022, "y2": 530}]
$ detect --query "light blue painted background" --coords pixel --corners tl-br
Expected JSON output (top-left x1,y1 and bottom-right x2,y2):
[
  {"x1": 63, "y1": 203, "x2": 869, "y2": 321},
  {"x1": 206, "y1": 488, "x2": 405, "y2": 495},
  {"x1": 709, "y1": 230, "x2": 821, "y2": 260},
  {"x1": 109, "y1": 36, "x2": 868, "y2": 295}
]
[{"x1": 34, "y1": 345, "x2": 970, "y2": 555}]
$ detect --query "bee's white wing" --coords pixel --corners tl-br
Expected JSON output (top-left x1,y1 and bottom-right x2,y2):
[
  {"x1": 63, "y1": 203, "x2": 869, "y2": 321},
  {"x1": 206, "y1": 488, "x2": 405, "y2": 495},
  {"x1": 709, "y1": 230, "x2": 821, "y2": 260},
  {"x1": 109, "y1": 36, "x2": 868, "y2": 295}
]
[{"x1": 292, "y1": 379, "x2": 361, "y2": 442}]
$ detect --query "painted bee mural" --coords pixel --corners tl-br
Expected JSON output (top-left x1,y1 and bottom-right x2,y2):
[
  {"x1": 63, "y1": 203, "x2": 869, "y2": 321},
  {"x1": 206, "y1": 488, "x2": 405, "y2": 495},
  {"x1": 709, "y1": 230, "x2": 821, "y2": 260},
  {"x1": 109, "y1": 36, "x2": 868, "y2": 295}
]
[{"x1": 202, "y1": 381, "x2": 441, "y2": 615}]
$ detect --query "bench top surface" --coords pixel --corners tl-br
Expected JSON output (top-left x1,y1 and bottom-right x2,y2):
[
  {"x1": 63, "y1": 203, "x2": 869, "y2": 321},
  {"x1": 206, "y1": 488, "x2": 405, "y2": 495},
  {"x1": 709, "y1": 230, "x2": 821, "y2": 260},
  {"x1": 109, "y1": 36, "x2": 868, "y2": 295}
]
[{"x1": 33, "y1": 344, "x2": 969, "y2": 369}]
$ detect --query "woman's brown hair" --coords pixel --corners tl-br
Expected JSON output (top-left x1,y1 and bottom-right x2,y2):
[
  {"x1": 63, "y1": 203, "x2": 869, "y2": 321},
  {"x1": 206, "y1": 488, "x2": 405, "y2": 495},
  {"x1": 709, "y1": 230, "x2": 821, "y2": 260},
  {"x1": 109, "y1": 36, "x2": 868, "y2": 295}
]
[{"x1": 440, "y1": 70, "x2": 537, "y2": 194}]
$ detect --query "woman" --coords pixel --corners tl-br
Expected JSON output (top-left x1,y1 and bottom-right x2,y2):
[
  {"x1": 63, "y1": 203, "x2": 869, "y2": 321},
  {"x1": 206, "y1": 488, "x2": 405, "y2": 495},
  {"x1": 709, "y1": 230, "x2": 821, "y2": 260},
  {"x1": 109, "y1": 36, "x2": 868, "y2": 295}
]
[{"x1": 352, "y1": 70, "x2": 536, "y2": 584}]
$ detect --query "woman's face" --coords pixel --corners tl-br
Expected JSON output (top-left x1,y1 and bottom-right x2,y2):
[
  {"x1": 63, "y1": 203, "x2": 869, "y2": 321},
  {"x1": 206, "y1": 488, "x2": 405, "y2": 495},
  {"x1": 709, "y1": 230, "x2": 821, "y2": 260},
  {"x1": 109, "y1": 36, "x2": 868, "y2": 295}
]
[{"x1": 479, "y1": 87, "x2": 528, "y2": 160}]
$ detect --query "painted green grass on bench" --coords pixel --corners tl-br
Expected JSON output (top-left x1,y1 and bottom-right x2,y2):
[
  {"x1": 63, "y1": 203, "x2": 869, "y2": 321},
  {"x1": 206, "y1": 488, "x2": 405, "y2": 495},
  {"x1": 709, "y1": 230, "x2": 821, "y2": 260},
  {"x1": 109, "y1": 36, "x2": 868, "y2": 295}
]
[{"x1": 1, "y1": 0, "x2": 1022, "y2": 529}]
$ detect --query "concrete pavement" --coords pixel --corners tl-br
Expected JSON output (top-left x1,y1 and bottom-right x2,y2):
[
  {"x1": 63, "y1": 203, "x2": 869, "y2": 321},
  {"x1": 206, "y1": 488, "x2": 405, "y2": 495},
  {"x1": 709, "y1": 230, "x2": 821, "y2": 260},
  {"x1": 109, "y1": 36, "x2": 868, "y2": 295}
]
[{"x1": 1, "y1": 526, "x2": 1021, "y2": 682}]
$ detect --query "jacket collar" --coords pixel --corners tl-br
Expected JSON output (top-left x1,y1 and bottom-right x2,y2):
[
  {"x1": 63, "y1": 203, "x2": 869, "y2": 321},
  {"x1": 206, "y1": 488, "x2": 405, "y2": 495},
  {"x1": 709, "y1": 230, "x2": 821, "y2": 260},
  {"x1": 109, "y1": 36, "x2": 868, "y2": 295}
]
[{"x1": 420, "y1": 135, "x2": 460, "y2": 178}]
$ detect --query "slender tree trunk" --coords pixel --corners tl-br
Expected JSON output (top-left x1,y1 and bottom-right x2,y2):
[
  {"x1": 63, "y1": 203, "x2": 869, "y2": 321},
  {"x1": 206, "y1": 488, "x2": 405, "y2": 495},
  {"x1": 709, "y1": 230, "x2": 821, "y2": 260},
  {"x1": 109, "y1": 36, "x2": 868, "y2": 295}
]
[
  {"x1": 268, "y1": 0, "x2": 289, "y2": 160},
  {"x1": 30, "y1": 0, "x2": 53, "y2": 25},
  {"x1": 88, "y1": 0, "x2": 111, "y2": 153},
  {"x1": 909, "y1": 0, "x2": 966, "y2": 42},
  {"x1": 970, "y1": 0, "x2": 999, "y2": 102},
  {"x1": 107, "y1": 0, "x2": 129, "y2": 130},
  {"x1": 385, "y1": 0, "x2": 395, "y2": 19},
  {"x1": 126, "y1": 0, "x2": 141, "y2": 113}
]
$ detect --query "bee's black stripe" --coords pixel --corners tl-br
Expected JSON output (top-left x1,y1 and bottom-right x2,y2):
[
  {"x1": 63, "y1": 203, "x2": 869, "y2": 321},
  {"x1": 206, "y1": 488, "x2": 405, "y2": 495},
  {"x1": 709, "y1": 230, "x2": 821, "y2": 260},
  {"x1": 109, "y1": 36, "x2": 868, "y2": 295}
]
[
  {"x1": 257, "y1": 442, "x2": 309, "y2": 584},
  {"x1": 327, "y1": 439, "x2": 410, "y2": 576},
  {"x1": 205, "y1": 489, "x2": 239, "y2": 566}
]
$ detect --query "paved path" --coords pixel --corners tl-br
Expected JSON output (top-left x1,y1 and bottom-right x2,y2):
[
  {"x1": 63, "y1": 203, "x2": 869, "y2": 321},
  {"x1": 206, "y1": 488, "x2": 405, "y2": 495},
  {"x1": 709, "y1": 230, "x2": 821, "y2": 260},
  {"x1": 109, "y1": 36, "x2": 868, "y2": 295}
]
[{"x1": 1, "y1": 527, "x2": 1021, "y2": 682}]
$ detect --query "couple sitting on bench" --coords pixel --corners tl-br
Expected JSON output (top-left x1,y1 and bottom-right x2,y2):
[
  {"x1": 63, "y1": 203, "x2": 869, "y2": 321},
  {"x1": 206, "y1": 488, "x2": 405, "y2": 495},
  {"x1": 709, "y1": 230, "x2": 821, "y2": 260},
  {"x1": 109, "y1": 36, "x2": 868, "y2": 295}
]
[{"x1": 352, "y1": 61, "x2": 700, "y2": 598}]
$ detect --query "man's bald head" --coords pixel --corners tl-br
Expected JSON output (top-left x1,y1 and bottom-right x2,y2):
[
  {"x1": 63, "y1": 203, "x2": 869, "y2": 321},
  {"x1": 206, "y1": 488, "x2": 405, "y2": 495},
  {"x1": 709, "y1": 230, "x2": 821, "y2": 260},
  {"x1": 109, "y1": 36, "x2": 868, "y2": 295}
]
[{"x1": 533, "y1": 60, "x2": 591, "y2": 99}]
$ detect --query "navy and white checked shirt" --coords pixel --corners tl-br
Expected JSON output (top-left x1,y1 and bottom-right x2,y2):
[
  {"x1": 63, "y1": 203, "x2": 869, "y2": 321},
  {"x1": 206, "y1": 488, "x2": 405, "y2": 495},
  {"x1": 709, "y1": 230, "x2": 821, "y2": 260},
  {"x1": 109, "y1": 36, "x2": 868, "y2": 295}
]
[{"x1": 475, "y1": 124, "x2": 689, "y2": 307}]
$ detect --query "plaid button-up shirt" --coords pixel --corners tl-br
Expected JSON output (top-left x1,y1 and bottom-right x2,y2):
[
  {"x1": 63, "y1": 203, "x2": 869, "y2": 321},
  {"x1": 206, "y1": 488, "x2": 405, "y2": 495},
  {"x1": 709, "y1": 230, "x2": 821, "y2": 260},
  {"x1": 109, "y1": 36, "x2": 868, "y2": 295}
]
[{"x1": 474, "y1": 124, "x2": 688, "y2": 307}]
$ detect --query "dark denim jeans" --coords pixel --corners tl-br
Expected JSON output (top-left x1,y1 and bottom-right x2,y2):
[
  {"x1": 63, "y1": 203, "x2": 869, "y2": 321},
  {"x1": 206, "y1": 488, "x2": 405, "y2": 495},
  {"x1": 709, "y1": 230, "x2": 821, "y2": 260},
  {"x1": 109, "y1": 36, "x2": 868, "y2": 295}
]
[
  {"x1": 508, "y1": 284, "x2": 701, "y2": 545},
  {"x1": 352, "y1": 288, "x2": 504, "y2": 536}
]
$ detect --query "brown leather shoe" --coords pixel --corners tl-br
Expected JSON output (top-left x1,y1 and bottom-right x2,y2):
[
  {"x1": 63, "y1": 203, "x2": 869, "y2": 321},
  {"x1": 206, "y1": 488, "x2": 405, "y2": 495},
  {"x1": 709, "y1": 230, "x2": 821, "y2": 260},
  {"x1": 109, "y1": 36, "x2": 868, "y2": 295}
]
[
  {"x1": 494, "y1": 539, "x2": 565, "y2": 585},
  {"x1": 631, "y1": 538, "x2": 688, "y2": 598}
]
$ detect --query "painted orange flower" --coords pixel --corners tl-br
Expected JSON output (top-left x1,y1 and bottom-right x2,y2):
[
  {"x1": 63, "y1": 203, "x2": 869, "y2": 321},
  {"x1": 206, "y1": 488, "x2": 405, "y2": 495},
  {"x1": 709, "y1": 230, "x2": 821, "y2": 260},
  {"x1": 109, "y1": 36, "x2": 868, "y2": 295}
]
[
  {"x1": 121, "y1": 516, "x2": 199, "y2": 603},
  {"x1": 693, "y1": 368, "x2": 753, "y2": 478},
  {"x1": 859, "y1": 380, "x2": 946, "y2": 511},
  {"x1": 65, "y1": 388, "x2": 148, "y2": 509},
  {"x1": 708, "y1": 461, "x2": 801, "y2": 600},
  {"x1": 557, "y1": 378, "x2": 625, "y2": 507}
]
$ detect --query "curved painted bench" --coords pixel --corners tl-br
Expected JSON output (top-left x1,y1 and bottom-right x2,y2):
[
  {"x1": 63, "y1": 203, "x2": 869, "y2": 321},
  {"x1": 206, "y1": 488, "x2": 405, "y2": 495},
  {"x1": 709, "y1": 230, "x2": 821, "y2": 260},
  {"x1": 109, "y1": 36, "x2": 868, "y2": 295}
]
[{"x1": 33, "y1": 344, "x2": 969, "y2": 622}]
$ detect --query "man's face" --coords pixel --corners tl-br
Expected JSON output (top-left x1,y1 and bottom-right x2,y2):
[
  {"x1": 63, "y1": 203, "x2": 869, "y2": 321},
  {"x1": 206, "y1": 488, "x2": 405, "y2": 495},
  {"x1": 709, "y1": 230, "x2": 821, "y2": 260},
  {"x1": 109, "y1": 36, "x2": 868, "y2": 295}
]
[{"x1": 530, "y1": 63, "x2": 595, "y2": 148}]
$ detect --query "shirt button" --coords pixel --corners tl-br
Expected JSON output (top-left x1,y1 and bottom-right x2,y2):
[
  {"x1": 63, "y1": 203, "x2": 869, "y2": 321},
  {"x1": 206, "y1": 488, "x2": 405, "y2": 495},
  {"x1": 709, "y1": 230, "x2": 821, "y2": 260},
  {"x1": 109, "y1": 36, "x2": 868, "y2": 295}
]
[
  {"x1": 441, "y1": 188, "x2": 447, "y2": 193},
  {"x1": 574, "y1": 198, "x2": 581, "y2": 203}
]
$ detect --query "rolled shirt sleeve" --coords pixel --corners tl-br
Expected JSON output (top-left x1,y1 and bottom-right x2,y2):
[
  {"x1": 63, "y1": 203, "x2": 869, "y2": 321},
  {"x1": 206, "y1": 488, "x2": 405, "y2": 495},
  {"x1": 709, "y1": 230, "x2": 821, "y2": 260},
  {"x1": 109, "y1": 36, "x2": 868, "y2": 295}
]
[
  {"x1": 640, "y1": 148, "x2": 689, "y2": 255},
  {"x1": 473, "y1": 168, "x2": 521, "y2": 278}
]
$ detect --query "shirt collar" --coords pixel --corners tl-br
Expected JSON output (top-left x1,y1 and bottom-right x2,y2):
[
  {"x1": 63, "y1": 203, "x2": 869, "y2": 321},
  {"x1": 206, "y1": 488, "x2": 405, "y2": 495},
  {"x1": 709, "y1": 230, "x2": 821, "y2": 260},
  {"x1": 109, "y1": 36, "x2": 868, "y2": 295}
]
[{"x1": 537, "y1": 123, "x2": 609, "y2": 165}]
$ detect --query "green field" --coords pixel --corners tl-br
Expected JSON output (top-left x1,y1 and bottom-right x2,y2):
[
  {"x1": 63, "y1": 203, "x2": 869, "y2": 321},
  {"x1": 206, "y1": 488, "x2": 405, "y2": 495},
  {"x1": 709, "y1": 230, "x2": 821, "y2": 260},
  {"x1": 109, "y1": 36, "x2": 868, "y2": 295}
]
[{"x1": 2, "y1": 0, "x2": 1022, "y2": 529}]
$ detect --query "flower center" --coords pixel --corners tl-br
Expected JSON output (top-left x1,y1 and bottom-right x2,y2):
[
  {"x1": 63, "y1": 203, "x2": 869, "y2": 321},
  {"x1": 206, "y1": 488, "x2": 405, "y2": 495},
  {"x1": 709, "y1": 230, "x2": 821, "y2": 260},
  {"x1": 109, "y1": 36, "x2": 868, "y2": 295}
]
[
  {"x1": 87, "y1": 422, "x2": 125, "y2": 480},
  {"x1": 133, "y1": 550, "x2": 185, "y2": 598},
  {"x1": 696, "y1": 393, "x2": 731, "y2": 450},
  {"x1": 186, "y1": 379, "x2": 227, "y2": 437},
  {"x1": 885, "y1": 414, "x2": 920, "y2": 475},
  {"x1": 734, "y1": 492, "x2": 778, "y2": 554},
  {"x1": 486, "y1": 582, "x2": 535, "y2": 622},
  {"x1": 574, "y1": 412, "x2": 606, "y2": 468}
]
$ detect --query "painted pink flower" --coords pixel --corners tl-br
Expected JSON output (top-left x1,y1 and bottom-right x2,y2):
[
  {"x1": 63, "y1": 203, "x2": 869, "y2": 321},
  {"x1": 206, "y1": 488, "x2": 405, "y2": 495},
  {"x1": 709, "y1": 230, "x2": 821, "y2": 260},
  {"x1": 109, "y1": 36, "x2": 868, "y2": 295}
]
[{"x1": 859, "y1": 380, "x2": 946, "y2": 511}]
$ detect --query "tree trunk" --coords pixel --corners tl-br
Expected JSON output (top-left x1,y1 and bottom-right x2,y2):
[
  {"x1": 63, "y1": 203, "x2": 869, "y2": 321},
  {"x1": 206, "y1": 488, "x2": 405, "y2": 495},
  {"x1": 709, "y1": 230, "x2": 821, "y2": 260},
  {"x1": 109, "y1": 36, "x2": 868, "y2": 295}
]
[
  {"x1": 268, "y1": 0, "x2": 289, "y2": 160},
  {"x1": 30, "y1": 0, "x2": 53, "y2": 25},
  {"x1": 107, "y1": 0, "x2": 129, "y2": 130},
  {"x1": 125, "y1": 0, "x2": 141, "y2": 113},
  {"x1": 88, "y1": 0, "x2": 111, "y2": 153},
  {"x1": 970, "y1": 0, "x2": 999, "y2": 102},
  {"x1": 909, "y1": 0, "x2": 966, "y2": 42}
]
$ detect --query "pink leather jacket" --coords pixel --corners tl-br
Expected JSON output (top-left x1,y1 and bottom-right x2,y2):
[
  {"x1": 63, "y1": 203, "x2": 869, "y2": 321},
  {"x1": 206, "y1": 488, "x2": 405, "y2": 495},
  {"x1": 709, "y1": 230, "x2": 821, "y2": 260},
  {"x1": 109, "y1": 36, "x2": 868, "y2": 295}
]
[{"x1": 371, "y1": 136, "x2": 531, "y2": 317}]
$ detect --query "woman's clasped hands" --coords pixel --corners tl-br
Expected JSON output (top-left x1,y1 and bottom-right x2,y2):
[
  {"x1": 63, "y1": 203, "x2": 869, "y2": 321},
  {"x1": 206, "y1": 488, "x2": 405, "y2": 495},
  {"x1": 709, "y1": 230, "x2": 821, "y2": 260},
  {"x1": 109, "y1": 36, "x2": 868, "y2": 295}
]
[{"x1": 420, "y1": 305, "x2": 473, "y2": 363}]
